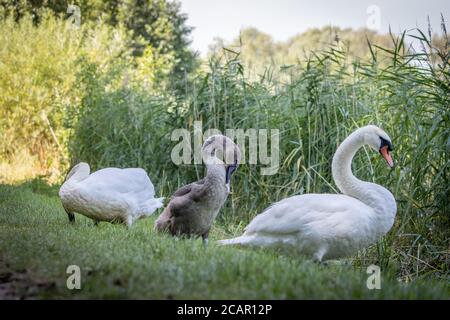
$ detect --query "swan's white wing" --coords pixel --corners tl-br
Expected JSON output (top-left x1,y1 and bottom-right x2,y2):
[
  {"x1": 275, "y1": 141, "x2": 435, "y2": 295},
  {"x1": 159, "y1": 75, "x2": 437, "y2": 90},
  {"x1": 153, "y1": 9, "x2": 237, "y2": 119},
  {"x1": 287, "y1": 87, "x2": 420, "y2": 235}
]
[
  {"x1": 61, "y1": 178, "x2": 131, "y2": 221},
  {"x1": 244, "y1": 194, "x2": 375, "y2": 239},
  {"x1": 85, "y1": 168, "x2": 155, "y2": 196},
  {"x1": 61, "y1": 167, "x2": 161, "y2": 222}
]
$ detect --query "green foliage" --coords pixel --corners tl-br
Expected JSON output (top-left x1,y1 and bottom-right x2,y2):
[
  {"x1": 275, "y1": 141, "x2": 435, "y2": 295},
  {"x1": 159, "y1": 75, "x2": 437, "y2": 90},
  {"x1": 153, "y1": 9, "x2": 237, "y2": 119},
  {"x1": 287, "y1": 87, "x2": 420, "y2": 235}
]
[
  {"x1": 0, "y1": 13, "x2": 131, "y2": 178},
  {"x1": 0, "y1": 0, "x2": 197, "y2": 83},
  {"x1": 0, "y1": 13, "x2": 80, "y2": 166},
  {"x1": 208, "y1": 26, "x2": 448, "y2": 80}
]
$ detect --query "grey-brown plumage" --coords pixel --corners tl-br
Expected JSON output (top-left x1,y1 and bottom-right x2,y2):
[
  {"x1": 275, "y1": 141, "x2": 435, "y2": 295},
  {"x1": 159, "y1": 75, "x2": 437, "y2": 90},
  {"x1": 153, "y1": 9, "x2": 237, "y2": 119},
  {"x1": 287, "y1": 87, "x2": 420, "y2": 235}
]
[{"x1": 154, "y1": 135, "x2": 240, "y2": 242}]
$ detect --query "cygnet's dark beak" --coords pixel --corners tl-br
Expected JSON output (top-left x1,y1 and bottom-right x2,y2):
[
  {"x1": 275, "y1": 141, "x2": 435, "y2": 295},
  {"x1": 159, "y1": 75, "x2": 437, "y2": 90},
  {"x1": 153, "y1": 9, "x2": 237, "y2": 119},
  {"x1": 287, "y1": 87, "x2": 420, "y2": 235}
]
[{"x1": 225, "y1": 161, "x2": 238, "y2": 192}]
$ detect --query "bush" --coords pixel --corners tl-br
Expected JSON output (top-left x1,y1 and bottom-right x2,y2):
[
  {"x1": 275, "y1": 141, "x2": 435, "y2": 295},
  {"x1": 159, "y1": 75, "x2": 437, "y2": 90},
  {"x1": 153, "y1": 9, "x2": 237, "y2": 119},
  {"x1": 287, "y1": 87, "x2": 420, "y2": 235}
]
[
  {"x1": 0, "y1": 13, "x2": 79, "y2": 167},
  {"x1": 0, "y1": 13, "x2": 130, "y2": 179}
]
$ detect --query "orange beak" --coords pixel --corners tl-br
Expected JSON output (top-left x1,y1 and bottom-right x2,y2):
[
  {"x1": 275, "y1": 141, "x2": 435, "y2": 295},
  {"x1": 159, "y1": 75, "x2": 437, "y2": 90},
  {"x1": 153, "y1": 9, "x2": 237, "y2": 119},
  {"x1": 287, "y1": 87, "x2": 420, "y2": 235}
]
[{"x1": 380, "y1": 146, "x2": 394, "y2": 168}]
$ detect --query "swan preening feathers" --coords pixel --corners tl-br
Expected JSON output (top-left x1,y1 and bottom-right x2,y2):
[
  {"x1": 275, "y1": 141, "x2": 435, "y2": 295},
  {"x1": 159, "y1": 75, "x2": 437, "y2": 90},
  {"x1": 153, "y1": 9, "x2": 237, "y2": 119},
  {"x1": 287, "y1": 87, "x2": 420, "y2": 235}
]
[
  {"x1": 59, "y1": 126, "x2": 396, "y2": 261},
  {"x1": 219, "y1": 125, "x2": 396, "y2": 262},
  {"x1": 59, "y1": 163, "x2": 164, "y2": 226},
  {"x1": 154, "y1": 134, "x2": 241, "y2": 242}
]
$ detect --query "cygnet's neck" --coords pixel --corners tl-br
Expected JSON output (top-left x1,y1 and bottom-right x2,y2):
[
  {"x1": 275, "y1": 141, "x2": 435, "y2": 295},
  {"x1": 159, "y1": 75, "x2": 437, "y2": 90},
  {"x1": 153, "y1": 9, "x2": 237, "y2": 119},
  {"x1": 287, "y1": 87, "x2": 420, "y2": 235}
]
[{"x1": 206, "y1": 163, "x2": 226, "y2": 184}]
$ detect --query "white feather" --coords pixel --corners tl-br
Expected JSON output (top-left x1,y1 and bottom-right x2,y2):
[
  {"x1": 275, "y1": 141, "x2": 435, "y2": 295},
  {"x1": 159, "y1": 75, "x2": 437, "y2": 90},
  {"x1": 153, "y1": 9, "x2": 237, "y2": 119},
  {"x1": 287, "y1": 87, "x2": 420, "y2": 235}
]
[{"x1": 59, "y1": 163, "x2": 164, "y2": 226}]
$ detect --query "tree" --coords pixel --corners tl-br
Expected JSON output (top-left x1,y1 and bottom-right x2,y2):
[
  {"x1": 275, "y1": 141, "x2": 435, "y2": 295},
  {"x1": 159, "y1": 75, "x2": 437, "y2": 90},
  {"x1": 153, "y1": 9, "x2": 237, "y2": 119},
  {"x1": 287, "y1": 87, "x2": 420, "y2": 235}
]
[
  {"x1": 116, "y1": 0, "x2": 196, "y2": 86},
  {"x1": 0, "y1": 0, "x2": 197, "y2": 84},
  {"x1": 208, "y1": 26, "x2": 396, "y2": 77}
]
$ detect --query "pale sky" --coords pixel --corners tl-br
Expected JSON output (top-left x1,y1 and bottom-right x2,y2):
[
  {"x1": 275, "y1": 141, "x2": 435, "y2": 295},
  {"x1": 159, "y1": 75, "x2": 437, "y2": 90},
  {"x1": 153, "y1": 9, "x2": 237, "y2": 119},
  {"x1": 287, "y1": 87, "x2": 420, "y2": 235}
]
[{"x1": 179, "y1": 0, "x2": 449, "y2": 55}]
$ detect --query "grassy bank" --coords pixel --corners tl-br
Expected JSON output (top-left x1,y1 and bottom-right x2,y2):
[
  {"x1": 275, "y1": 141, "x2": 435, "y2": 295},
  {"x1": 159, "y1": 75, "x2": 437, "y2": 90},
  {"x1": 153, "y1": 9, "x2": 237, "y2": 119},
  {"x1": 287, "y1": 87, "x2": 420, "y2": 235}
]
[
  {"x1": 1, "y1": 11, "x2": 448, "y2": 293},
  {"x1": 0, "y1": 181, "x2": 448, "y2": 299}
]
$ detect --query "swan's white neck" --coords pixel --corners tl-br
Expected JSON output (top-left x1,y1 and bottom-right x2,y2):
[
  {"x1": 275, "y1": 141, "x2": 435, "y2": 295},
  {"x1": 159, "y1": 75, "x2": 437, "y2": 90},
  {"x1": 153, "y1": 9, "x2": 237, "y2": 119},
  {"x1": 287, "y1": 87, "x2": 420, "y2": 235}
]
[
  {"x1": 332, "y1": 130, "x2": 364, "y2": 197},
  {"x1": 332, "y1": 129, "x2": 396, "y2": 228}
]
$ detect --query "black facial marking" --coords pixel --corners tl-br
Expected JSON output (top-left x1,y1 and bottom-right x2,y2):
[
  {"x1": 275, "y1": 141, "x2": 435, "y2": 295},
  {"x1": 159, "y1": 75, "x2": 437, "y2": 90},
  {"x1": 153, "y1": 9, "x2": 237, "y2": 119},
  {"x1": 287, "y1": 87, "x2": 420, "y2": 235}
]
[
  {"x1": 203, "y1": 137, "x2": 215, "y2": 148},
  {"x1": 225, "y1": 163, "x2": 237, "y2": 184},
  {"x1": 379, "y1": 137, "x2": 393, "y2": 151}
]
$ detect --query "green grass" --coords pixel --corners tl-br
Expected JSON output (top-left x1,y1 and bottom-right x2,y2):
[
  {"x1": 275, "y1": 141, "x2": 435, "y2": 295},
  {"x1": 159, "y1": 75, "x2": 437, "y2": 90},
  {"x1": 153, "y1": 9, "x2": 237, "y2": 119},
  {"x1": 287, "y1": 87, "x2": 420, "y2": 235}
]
[{"x1": 0, "y1": 182, "x2": 448, "y2": 299}]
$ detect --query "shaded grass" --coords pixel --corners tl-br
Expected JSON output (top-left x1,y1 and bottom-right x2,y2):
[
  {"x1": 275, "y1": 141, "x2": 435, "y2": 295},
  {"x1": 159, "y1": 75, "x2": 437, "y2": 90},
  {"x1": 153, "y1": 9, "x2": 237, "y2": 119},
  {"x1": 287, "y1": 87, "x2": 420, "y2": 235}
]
[{"x1": 0, "y1": 182, "x2": 448, "y2": 299}]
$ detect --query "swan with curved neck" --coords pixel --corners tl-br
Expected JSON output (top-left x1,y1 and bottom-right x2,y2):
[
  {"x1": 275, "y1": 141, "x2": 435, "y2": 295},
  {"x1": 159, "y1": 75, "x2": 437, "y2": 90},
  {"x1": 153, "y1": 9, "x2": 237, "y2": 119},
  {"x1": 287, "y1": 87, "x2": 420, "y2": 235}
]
[
  {"x1": 219, "y1": 125, "x2": 396, "y2": 261},
  {"x1": 154, "y1": 134, "x2": 241, "y2": 243}
]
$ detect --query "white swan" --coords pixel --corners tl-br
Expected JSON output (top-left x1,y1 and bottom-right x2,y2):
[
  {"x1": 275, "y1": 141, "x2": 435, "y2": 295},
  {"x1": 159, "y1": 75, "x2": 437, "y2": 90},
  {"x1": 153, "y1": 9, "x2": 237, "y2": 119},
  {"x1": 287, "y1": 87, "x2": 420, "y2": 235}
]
[
  {"x1": 219, "y1": 125, "x2": 397, "y2": 262},
  {"x1": 59, "y1": 162, "x2": 164, "y2": 227}
]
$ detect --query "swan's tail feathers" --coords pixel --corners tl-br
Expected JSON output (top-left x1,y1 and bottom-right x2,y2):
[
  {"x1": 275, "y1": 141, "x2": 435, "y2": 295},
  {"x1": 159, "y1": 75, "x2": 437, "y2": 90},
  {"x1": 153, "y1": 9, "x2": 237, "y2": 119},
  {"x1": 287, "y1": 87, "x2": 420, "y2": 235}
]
[
  {"x1": 218, "y1": 235, "x2": 250, "y2": 246},
  {"x1": 139, "y1": 197, "x2": 165, "y2": 216}
]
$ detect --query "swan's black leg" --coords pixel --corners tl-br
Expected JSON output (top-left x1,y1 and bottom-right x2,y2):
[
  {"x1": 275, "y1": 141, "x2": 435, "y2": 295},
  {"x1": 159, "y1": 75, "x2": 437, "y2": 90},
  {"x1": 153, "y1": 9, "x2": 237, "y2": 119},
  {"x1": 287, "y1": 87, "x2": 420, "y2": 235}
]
[
  {"x1": 94, "y1": 220, "x2": 99, "y2": 226},
  {"x1": 63, "y1": 206, "x2": 75, "y2": 223},
  {"x1": 202, "y1": 231, "x2": 210, "y2": 245}
]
